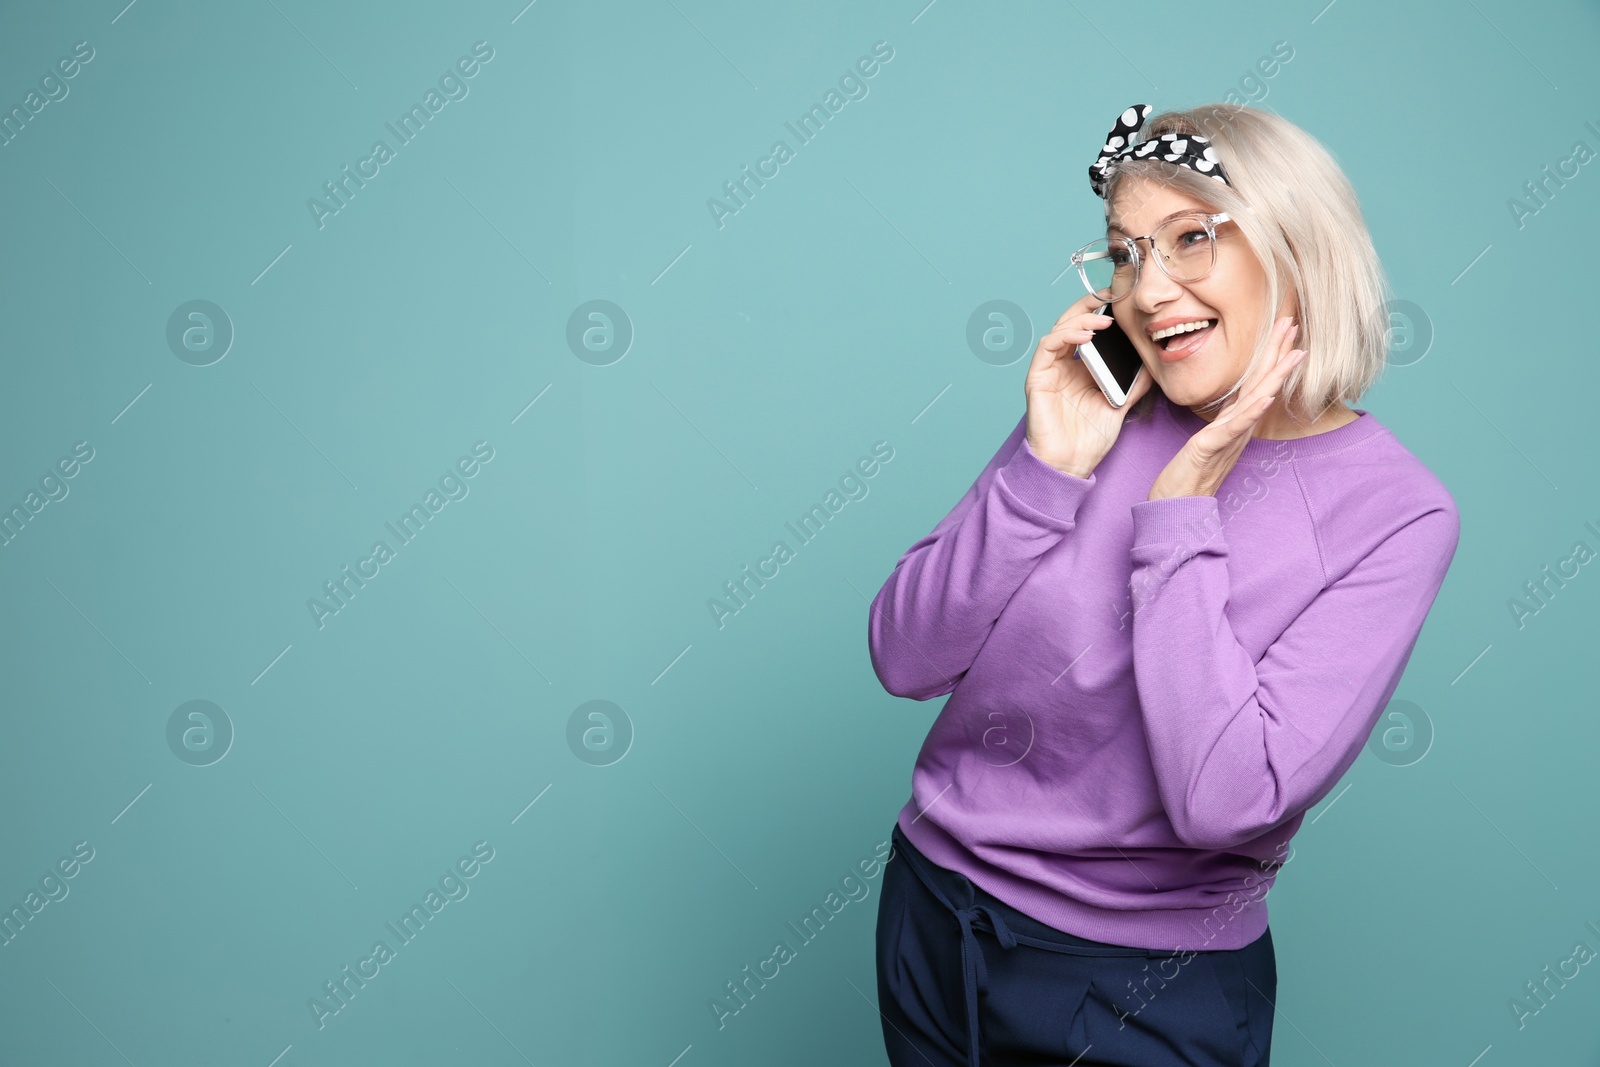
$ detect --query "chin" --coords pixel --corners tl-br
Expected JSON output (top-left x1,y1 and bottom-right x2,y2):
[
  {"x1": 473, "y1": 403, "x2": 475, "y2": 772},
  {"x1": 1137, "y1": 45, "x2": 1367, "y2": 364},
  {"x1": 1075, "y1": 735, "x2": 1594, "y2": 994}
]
[
  {"x1": 1158, "y1": 377, "x2": 1228, "y2": 419},
  {"x1": 1156, "y1": 375, "x2": 1220, "y2": 410}
]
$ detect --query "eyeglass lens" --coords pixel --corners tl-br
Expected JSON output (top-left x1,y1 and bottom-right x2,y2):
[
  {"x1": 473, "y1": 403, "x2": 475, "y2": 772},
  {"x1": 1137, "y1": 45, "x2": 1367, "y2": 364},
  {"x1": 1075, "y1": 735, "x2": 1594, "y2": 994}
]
[{"x1": 1076, "y1": 217, "x2": 1219, "y2": 301}]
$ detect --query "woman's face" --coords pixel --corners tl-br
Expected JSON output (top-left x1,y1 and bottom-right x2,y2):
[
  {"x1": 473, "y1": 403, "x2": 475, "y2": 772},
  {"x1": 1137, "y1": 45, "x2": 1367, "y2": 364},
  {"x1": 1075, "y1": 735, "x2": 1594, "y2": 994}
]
[{"x1": 1106, "y1": 175, "x2": 1297, "y2": 416}]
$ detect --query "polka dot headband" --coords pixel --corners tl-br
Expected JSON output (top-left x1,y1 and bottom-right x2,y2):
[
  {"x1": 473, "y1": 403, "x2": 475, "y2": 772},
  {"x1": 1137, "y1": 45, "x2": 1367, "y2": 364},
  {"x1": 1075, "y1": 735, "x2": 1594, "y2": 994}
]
[{"x1": 1087, "y1": 103, "x2": 1230, "y2": 199}]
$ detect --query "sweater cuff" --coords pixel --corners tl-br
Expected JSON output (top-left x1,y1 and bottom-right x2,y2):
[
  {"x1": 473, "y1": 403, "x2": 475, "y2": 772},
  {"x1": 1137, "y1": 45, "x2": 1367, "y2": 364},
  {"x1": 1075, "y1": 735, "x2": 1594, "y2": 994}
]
[
  {"x1": 1129, "y1": 495, "x2": 1225, "y2": 564},
  {"x1": 995, "y1": 437, "x2": 1096, "y2": 527}
]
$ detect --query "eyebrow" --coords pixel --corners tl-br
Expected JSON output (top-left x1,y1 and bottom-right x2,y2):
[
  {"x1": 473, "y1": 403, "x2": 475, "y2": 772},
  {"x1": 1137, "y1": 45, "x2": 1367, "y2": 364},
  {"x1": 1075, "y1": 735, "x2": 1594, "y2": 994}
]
[{"x1": 1106, "y1": 209, "x2": 1204, "y2": 235}]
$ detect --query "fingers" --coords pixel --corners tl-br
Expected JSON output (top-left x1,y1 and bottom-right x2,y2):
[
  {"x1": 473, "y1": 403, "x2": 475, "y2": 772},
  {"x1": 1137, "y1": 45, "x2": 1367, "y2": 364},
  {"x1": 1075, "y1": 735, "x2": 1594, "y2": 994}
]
[
  {"x1": 1243, "y1": 316, "x2": 1297, "y2": 394},
  {"x1": 1220, "y1": 316, "x2": 1304, "y2": 421},
  {"x1": 1047, "y1": 312, "x2": 1115, "y2": 346},
  {"x1": 1028, "y1": 324, "x2": 1082, "y2": 375},
  {"x1": 1031, "y1": 309, "x2": 1115, "y2": 374},
  {"x1": 1054, "y1": 291, "x2": 1112, "y2": 329},
  {"x1": 1256, "y1": 318, "x2": 1305, "y2": 394},
  {"x1": 1266, "y1": 317, "x2": 1306, "y2": 393},
  {"x1": 1222, "y1": 350, "x2": 1301, "y2": 437},
  {"x1": 1061, "y1": 312, "x2": 1114, "y2": 363},
  {"x1": 1203, "y1": 319, "x2": 1300, "y2": 443}
]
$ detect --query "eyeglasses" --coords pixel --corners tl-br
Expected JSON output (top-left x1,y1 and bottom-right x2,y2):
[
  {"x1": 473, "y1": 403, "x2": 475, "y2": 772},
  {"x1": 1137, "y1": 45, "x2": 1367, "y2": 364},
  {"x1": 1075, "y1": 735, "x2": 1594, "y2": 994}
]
[{"x1": 1069, "y1": 212, "x2": 1232, "y2": 303}]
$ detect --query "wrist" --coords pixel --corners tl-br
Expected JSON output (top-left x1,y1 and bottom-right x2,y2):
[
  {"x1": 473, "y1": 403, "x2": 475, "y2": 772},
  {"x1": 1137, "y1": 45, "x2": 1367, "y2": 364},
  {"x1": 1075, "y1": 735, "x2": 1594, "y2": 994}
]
[
  {"x1": 1027, "y1": 442, "x2": 1097, "y2": 480},
  {"x1": 1052, "y1": 459, "x2": 1098, "y2": 479},
  {"x1": 1022, "y1": 435, "x2": 1101, "y2": 480},
  {"x1": 1148, "y1": 478, "x2": 1216, "y2": 501}
]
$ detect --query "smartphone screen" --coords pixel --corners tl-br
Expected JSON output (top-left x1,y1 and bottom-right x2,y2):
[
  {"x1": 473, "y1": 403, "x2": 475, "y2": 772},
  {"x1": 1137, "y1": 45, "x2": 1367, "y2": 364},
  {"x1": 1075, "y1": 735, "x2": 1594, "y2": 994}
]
[{"x1": 1081, "y1": 303, "x2": 1143, "y2": 395}]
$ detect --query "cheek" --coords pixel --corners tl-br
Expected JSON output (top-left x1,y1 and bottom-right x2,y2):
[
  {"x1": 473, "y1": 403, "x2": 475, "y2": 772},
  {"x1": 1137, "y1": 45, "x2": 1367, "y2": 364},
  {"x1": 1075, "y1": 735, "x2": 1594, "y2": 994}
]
[{"x1": 1201, "y1": 277, "x2": 1265, "y2": 344}]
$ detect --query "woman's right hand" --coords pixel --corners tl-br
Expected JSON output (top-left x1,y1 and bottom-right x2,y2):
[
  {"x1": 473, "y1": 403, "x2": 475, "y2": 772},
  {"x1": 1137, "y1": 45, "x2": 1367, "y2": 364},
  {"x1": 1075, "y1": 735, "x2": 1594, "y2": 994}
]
[{"x1": 1023, "y1": 293, "x2": 1154, "y2": 479}]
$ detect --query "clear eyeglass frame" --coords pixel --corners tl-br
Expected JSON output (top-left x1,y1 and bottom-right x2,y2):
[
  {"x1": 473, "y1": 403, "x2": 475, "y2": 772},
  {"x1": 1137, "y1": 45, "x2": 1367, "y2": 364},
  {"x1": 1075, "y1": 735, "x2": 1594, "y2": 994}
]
[{"x1": 1069, "y1": 211, "x2": 1232, "y2": 303}]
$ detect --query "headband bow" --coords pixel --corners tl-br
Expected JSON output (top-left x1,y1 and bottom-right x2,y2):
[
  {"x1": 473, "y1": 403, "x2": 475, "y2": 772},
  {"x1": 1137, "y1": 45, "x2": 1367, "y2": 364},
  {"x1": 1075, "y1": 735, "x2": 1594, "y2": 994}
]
[{"x1": 1087, "y1": 103, "x2": 1230, "y2": 199}]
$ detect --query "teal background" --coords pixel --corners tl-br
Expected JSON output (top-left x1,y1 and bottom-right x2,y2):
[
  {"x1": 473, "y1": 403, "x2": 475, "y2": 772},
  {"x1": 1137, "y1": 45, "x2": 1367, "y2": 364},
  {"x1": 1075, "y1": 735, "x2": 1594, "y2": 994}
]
[{"x1": 2, "y1": 0, "x2": 1598, "y2": 1063}]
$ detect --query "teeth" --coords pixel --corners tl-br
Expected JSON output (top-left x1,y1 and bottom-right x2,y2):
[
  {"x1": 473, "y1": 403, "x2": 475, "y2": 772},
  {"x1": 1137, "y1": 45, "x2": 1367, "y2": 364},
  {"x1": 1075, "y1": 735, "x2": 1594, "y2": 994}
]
[{"x1": 1152, "y1": 319, "x2": 1213, "y2": 341}]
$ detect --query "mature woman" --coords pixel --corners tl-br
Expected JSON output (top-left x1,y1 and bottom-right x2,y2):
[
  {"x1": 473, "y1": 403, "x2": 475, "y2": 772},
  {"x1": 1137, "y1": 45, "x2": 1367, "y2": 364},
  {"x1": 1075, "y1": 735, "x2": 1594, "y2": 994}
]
[{"x1": 867, "y1": 103, "x2": 1460, "y2": 1066}]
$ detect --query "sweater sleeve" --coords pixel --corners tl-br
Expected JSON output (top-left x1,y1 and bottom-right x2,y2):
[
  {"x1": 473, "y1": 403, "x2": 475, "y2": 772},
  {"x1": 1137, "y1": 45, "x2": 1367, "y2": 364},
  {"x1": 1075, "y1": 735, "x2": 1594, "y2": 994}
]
[
  {"x1": 868, "y1": 413, "x2": 1097, "y2": 701},
  {"x1": 1126, "y1": 491, "x2": 1461, "y2": 850}
]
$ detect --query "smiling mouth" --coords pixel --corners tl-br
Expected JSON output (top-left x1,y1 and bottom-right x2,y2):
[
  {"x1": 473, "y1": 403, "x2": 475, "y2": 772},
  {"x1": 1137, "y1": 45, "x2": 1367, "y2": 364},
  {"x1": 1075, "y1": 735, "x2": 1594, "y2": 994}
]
[{"x1": 1155, "y1": 319, "x2": 1216, "y2": 358}]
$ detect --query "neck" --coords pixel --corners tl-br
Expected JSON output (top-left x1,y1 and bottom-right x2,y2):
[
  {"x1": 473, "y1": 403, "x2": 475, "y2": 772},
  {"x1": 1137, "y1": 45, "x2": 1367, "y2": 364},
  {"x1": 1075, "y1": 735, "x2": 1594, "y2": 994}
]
[
  {"x1": 1183, "y1": 396, "x2": 1358, "y2": 439},
  {"x1": 1250, "y1": 400, "x2": 1359, "y2": 440}
]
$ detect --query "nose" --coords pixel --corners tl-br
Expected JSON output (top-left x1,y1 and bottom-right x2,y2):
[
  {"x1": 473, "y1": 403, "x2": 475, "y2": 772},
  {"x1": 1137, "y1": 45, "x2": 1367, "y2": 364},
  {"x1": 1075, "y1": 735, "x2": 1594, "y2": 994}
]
[{"x1": 1130, "y1": 238, "x2": 1184, "y2": 314}]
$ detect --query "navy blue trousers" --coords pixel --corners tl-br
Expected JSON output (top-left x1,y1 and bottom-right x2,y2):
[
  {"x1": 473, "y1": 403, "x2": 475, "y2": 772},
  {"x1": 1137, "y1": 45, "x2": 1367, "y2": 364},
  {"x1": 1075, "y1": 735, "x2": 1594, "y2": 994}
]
[{"x1": 876, "y1": 824, "x2": 1276, "y2": 1066}]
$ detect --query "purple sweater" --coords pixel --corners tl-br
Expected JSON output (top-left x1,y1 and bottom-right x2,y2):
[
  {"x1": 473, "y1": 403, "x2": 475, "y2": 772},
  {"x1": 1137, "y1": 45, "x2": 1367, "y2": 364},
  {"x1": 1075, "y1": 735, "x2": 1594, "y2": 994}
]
[{"x1": 869, "y1": 392, "x2": 1459, "y2": 950}]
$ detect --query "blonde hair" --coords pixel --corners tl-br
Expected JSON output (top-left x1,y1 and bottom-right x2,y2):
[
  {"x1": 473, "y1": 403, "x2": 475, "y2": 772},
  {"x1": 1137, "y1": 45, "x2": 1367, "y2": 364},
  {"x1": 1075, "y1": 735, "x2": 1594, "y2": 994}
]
[{"x1": 1102, "y1": 104, "x2": 1392, "y2": 427}]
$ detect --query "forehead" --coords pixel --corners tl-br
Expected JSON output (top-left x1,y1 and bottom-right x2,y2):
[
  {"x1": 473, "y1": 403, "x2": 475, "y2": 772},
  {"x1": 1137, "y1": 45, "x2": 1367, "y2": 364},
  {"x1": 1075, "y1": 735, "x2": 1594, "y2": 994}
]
[{"x1": 1105, "y1": 177, "x2": 1215, "y2": 233}]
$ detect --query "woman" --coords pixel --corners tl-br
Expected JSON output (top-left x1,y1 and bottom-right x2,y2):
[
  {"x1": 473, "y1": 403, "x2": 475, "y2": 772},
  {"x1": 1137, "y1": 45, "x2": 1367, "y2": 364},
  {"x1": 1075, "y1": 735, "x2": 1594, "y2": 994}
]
[{"x1": 867, "y1": 103, "x2": 1460, "y2": 1066}]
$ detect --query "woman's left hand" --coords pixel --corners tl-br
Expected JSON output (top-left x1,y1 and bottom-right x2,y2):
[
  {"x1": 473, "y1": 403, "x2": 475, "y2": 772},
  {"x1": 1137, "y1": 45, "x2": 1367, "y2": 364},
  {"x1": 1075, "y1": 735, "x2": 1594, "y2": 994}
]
[{"x1": 1148, "y1": 316, "x2": 1306, "y2": 501}]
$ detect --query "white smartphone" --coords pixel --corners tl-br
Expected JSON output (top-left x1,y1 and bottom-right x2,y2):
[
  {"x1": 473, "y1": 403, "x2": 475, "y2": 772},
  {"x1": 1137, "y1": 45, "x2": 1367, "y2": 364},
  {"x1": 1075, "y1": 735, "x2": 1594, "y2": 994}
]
[{"x1": 1076, "y1": 303, "x2": 1143, "y2": 408}]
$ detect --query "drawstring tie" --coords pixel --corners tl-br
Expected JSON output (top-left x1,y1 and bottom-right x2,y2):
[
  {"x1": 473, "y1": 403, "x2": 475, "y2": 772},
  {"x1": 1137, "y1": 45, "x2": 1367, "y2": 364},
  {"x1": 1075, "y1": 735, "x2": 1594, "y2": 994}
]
[
  {"x1": 952, "y1": 901, "x2": 1018, "y2": 1067},
  {"x1": 893, "y1": 828, "x2": 1199, "y2": 1066},
  {"x1": 898, "y1": 837, "x2": 1022, "y2": 1067}
]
